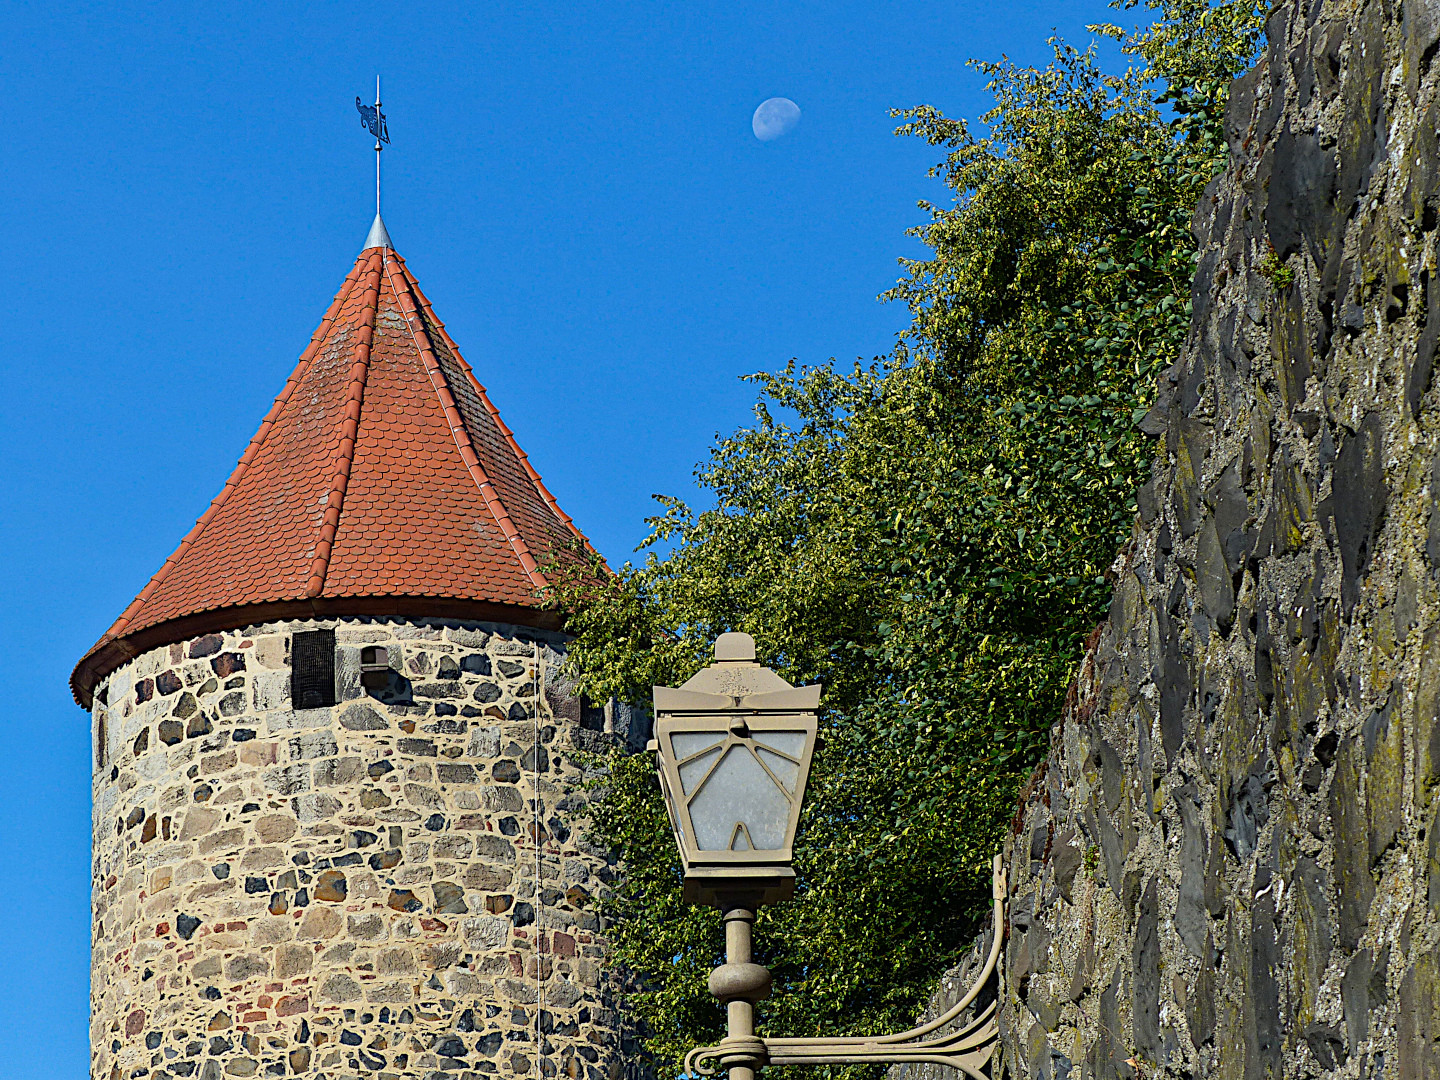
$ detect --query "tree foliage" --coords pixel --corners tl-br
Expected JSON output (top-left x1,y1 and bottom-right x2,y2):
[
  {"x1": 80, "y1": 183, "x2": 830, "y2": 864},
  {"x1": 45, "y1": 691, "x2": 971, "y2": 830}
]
[{"x1": 549, "y1": 3, "x2": 1263, "y2": 1075}]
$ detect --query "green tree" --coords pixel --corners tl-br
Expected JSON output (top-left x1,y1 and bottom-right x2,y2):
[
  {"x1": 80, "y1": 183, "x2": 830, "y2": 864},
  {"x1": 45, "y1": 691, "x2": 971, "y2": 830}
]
[{"x1": 551, "y1": 2, "x2": 1263, "y2": 1074}]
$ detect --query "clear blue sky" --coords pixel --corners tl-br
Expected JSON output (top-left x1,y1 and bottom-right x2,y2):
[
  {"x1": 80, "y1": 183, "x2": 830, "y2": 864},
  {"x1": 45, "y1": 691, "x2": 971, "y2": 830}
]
[{"x1": 1, "y1": 1, "x2": 1125, "y2": 1071}]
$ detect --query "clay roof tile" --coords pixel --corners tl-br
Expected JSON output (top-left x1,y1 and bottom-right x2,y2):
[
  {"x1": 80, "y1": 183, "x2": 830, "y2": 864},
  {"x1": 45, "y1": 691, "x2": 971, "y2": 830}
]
[{"x1": 71, "y1": 234, "x2": 597, "y2": 707}]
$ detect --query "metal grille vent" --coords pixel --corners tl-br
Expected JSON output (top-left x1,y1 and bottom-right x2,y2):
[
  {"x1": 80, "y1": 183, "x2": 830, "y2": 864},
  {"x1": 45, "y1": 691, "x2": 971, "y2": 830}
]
[{"x1": 292, "y1": 629, "x2": 337, "y2": 709}]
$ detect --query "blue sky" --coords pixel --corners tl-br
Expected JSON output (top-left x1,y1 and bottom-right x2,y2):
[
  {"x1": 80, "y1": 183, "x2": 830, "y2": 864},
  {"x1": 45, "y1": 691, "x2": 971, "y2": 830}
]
[{"x1": 1, "y1": 0, "x2": 1128, "y2": 1070}]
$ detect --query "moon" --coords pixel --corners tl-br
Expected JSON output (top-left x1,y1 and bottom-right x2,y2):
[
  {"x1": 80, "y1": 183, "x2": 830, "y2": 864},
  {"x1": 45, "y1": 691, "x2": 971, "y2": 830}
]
[{"x1": 752, "y1": 97, "x2": 800, "y2": 141}]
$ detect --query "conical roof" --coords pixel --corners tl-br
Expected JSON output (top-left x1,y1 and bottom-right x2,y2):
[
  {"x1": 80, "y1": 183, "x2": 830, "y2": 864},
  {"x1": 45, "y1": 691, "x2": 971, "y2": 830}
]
[{"x1": 72, "y1": 227, "x2": 591, "y2": 706}]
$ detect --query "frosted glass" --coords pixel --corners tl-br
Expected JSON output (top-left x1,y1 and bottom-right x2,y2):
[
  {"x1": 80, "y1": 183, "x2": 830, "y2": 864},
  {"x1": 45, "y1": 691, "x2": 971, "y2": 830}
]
[
  {"x1": 753, "y1": 731, "x2": 806, "y2": 760},
  {"x1": 677, "y1": 747, "x2": 722, "y2": 795},
  {"x1": 689, "y1": 746, "x2": 790, "y2": 851},
  {"x1": 672, "y1": 732, "x2": 726, "y2": 761},
  {"x1": 756, "y1": 747, "x2": 800, "y2": 793}
]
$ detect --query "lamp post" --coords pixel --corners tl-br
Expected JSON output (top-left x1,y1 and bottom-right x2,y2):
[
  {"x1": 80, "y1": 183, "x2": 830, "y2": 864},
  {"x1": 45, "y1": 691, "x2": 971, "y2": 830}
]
[{"x1": 651, "y1": 633, "x2": 1005, "y2": 1080}]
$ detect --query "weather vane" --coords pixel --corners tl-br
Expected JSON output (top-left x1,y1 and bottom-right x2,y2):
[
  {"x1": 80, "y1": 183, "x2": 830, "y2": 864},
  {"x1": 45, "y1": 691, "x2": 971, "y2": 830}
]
[{"x1": 356, "y1": 77, "x2": 389, "y2": 217}]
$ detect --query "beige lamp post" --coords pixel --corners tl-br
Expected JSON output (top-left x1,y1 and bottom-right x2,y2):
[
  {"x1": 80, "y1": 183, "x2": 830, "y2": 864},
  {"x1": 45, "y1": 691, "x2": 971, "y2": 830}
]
[{"x1": 651, "y1": 633, "x2": 1006, "y2": 1080}]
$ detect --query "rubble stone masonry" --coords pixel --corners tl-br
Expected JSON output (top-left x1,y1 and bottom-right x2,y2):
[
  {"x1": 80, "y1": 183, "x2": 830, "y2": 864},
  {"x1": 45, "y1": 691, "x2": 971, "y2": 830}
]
[
  {"x1": 89, "y1": 617, "x2": 643, "y2": 1080},
  {"x1": 976, "y1": 0, "x2": 1440, "y2": 1076}
]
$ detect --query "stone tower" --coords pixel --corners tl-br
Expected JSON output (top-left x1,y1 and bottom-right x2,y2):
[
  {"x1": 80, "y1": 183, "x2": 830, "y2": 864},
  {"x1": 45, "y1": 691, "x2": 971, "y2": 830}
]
[{"x1": 72, "y1": 215, "x2": 645, "y2": 1080}]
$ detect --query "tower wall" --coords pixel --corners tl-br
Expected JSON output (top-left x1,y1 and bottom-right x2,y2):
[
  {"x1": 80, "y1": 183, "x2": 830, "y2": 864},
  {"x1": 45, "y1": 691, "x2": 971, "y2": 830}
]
[{"x1": 89, "y1": 616, "x2": 643, "y2": 1080}]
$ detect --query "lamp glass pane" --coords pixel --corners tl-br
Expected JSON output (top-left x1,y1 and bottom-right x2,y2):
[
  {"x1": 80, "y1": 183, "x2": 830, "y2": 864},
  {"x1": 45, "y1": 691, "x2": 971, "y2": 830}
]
[
  {"x1": 688, "y1": 746, "x2": 790, "y2": 851},
  {"x1": 677, "y1": 746, "x2": 723, "y2": 795},
  {"x1": 755, "y1": 747, "x2": 800, "y2": 792},
  {"x1": 753, "y1": 731, "x2": 806, "y2": 760},
  {"x1": 672, "y1": 732, "x2": 727, "y2": 760}
]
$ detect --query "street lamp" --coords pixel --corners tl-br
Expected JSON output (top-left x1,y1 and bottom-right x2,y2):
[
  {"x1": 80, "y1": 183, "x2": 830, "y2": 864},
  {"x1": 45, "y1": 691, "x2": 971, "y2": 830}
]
[
  {"x1": 652, "y1": 631, "x2": 819, "y2": 908},
  {"x1": 651, "y1": 633, "x2": 1005, "y2": 1080}
]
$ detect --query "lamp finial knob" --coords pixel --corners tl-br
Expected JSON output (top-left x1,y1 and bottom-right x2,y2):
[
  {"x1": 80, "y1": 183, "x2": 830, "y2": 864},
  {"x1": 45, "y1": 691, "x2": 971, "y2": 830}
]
[{"x1": 714, "y1": 632, "x2": 756, "y2": 662}]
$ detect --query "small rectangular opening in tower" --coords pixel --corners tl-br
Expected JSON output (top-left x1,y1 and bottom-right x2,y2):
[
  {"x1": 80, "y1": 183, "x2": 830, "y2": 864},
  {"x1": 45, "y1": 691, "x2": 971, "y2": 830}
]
[
  {"x1": 292, "y1": 629, "x2": 337, "y2": 709},
  {"x1": 579, "y1": 693, "x2": 608, "y2": 732},
  {"x1": 360, "y1": 645, "x2": 390, "y2": 691}
]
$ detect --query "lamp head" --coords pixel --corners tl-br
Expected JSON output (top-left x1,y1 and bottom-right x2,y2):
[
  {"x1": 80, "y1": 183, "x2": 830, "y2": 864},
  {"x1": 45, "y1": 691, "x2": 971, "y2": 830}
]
[{"x1": 651, "y1": 634, "x2": 820, "y2": 908}]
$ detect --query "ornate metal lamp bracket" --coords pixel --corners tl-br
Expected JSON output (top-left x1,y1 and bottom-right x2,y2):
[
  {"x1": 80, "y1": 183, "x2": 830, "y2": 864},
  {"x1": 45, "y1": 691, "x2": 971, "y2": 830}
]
[{"x1": 684, "y1": 855, "x2": 1007, "y2": 1080}]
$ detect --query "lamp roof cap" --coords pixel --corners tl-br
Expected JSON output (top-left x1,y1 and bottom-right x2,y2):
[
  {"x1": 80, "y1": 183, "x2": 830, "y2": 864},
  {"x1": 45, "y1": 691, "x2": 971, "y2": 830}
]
[{"x1": 714, "y1": 632, "x2": 756, "y2": 663}]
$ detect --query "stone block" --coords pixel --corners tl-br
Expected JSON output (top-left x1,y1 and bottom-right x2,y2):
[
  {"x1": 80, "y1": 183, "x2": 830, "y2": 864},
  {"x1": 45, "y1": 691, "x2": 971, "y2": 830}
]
[
  {"x1": 1330, "y1": 412, "x2": 1387, "y2": 613},
  {"x1": 223, "y1": 954, "x2": 269, "y2": 982},
  {"x1": 250, "y1": 671, "x2": 288, "y2": 712},
  {"x1": 239, "y1": 846, "x2": 285, "y2": 870},
  {"x1": 1331, "y1": 738, "x2": 1375, "y2": 951},
  {"x1": 313, "y1": 756, "x2": 364, "y2": 786},
  {"x1": 287, "y1": 731, "x2": 338, "y2": 760},
  {"x1": 463, "y1": 916, "x2": 510, "y2": 949},
  {"x1": 262, "y1": 764, "x2": 309, "y2": 796},
  {"x1": 1365, "y1": 697, "x2": 1404, "y2": 866},
  {"x1": 320, "y1": 972, "x2": 361, "y2": 1003},
  {"x1": 197, "y1": 828, "x2": 245, "y2": 858},
  {"x1": 264, "y1": 709, "x2": 323, "y2": 734},
  {"x1": 347, "y1": 913, "x2": 385, "y2": 940},
  {"x1": 297, "y1": 906, "x2": 343, "y2": 940},
  {"x1": 364, "y1": 981, "x2": 415, "y2": 1004},
  {"x1": 377, "y1": 947, "x2": 416, "y2": 974},
  {"x1": 468, "y1": 725, "x2": 502, "y2": 757},
  {"x1": 404, "y1": 783, "x2": 445, "y2": 811},
  {"x1": 292, "y1": 792, "x2": 341, "y2": 822},
  {"x1": 437, "y1": 763, "x2": 477, "y2": 784},
  {"x1": 252, "y1": 636, "x2": 285, "y2": 670},
  {"x1": 1291, "y1": 857, "x2": 1332, "y2": 1026},
  {"x1": 252, "y1": 813, "x2": 296, "y2": 843},
  {"x1": 485, "y1": 786, "x2": 524, "y2": 813},
  {"x1": 179, "y1": 807, "x2": 221, "y2": 841}
]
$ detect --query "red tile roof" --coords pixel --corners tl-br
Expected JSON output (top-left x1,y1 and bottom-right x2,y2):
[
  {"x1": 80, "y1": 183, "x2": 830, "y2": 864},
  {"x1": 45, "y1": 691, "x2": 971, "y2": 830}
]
[{"x1": 72, "y1": 240, "x2": 594, "y2": 706}]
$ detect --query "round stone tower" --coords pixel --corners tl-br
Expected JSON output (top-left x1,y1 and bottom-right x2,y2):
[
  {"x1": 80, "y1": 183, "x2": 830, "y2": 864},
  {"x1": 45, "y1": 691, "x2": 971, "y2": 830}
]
[{"x1": 72, "y1": 216, "x2": 645, "y2": 1080}]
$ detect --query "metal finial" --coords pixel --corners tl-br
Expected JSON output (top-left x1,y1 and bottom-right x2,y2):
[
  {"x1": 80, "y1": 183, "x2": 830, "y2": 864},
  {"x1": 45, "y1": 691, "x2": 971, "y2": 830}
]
[
  {"x1": 363, "y1": 212, "x2": 392, "y2": 251},
  {"x1": 374, "y1": 76, "x2": 382, "y2": 218},
  {"x1": 355, "y1": 77, "x2": 391, "y2": 247}
]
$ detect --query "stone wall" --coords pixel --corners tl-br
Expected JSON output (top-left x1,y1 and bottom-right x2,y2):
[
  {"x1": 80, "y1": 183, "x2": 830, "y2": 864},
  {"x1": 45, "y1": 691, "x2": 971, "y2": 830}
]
[
  {"x1": 985, "y1": 0, "x2": 1440, "y2": 1076},
  {"x1": 89, "y1": 616, "x2": 647, "y2": 1080}
]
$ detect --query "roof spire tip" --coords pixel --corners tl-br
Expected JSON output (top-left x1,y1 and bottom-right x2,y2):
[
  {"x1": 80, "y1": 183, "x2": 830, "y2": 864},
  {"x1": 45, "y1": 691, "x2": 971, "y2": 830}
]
[{"x1": 363, "y1": 212, "x2": 392, "y2": 251}]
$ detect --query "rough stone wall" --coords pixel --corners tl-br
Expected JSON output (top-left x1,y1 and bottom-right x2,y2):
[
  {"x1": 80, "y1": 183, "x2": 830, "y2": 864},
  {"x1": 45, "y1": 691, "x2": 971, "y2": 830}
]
[
  {"x1": 989, "y1": 0, "x2": 1440, "y2": 1077},
  {"x1": 90, "y1": 617, "x2": 647, "y2": 1080}
]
